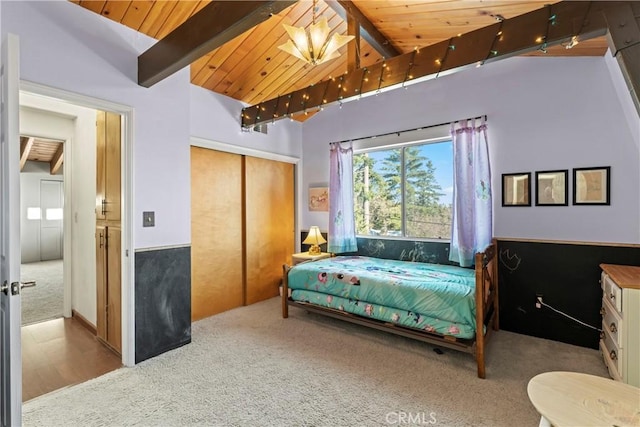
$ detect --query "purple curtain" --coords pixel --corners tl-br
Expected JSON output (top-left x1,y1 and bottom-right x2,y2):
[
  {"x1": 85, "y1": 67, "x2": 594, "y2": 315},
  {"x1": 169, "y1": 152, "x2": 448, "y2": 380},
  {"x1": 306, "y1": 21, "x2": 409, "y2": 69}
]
[
  {"x1": 328, "y1": 142, "x2": 358, "y2": 253},
  {"x1": 449, "y1": 118, "x2": 492, "y2": 267}
]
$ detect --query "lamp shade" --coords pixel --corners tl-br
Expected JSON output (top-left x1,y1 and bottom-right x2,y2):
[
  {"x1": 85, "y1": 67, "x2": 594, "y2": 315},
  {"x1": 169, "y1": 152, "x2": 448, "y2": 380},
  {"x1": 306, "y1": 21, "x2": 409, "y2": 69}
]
[{"x1": 303, "y1": 226, "x2": 326, "y2": 245}]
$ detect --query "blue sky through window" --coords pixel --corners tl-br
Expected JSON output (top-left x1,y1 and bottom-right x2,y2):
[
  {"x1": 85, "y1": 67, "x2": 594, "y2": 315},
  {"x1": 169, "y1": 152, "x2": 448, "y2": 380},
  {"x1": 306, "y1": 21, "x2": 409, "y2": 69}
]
[{"x1": 366, "y1": 140, "x2": 453, "y2": 205}]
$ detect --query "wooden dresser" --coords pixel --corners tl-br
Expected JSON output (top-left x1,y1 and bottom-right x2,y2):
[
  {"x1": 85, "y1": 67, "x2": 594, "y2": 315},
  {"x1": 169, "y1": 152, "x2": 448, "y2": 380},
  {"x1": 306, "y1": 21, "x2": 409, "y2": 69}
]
[{"x1": 599, "y1": 264, "x2": 640, "y2": 387}]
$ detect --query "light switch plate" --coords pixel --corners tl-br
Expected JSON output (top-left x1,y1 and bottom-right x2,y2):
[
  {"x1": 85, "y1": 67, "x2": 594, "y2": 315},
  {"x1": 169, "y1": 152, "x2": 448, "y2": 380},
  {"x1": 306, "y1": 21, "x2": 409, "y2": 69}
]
[{"x1": 143, "y1": 211, "x2": 155, "y2": 227}]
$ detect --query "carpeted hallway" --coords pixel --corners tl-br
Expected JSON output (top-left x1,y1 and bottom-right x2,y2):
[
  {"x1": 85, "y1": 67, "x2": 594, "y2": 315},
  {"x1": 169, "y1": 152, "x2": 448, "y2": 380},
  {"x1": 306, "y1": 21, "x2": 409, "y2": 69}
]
[
  {"x1": 23, "y1": 297, "x2": 609, "y2": 426},
  {"x1": 20, "y1": 260, "x2": 64, "y2": 325}
]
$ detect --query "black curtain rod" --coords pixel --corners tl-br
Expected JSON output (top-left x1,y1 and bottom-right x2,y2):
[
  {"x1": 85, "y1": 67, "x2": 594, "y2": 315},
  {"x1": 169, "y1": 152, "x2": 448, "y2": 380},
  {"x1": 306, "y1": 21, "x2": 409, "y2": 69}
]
[{"x1": 332, "y1": 115, "x2": 487, "y2": 145}]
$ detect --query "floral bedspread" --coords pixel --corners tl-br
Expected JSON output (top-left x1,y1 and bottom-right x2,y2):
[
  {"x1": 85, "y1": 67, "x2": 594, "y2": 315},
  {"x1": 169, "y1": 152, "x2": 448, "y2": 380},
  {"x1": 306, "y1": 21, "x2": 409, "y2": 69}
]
[{"x1": 287, "y1": 256, "x2": 477, "y2": 339}]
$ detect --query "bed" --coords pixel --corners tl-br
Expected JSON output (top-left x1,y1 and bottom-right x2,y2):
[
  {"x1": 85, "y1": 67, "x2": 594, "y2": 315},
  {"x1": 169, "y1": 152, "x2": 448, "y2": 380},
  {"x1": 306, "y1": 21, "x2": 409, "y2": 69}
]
[{"x1": 281, "y1": 240, "x2": 499, "y2": 378}]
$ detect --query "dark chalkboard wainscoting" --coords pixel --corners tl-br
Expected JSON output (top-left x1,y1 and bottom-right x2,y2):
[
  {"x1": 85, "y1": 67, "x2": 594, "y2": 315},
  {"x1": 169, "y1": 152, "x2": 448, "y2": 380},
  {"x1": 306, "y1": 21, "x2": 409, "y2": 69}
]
[
  {"x1": 497, "y1": 239, "x2": 640, "y2": 349},
  {"x1": 135, "y1": 246, "x2": 192, "y2": 363}
]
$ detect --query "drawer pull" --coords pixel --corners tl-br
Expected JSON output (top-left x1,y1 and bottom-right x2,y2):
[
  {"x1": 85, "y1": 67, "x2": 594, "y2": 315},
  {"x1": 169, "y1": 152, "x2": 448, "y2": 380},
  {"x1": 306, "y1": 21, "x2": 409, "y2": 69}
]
[
  {"x1": 600, "y1": 307, "x2": 606, "y2": 316},
  {"x1": 609, "y1": 323, "x2": 617, "y2": 333},
  {"x1": 600, "y1": 331, "x2": 605, "y2": 340},
  {"x1": 610, "y1": 350, "x2": 617, "y2": 361},
  {"x1": 609, "y1": 292, "x2": 616, "y2": 301}
]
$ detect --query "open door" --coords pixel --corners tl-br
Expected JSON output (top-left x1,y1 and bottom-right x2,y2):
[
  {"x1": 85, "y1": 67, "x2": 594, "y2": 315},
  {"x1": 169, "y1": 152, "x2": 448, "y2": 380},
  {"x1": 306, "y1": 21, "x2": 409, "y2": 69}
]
[{"x1": 0, "y1": 33, "x2": 22, "y2": 426}]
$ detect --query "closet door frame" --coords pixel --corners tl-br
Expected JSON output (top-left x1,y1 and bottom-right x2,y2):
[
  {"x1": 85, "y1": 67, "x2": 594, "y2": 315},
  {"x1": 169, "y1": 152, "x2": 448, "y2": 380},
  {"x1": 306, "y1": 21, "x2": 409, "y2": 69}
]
[{"x1": 190, "y1": 137, "x2": 301, "y2": 296}]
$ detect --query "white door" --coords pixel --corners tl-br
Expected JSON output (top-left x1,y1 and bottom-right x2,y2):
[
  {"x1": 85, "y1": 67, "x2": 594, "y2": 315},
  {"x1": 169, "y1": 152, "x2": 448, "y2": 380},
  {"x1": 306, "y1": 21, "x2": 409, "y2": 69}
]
[
  {"x1": 40, "y1": 179, "x2": 63, "y2": 260},
  {"x1": 0, "y1": 33, "x2": 22, "y2": 427}
]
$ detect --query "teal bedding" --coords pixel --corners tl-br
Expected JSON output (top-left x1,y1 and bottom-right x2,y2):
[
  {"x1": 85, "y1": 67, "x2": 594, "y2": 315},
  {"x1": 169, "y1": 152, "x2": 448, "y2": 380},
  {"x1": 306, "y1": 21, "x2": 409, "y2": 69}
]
[{"x1": 287, "y1": 256, "x2": 477, "y2": 339}]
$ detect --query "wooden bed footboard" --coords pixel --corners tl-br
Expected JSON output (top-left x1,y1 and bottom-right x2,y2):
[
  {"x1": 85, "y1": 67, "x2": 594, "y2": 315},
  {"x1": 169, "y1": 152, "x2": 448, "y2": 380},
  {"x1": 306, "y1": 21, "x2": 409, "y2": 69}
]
[
  {"x1": 282, "y1": 239, "x2": 499, "y2": 379},
  {"x1": 473, "y1": 238, "x2": 499, "y2": 379}
]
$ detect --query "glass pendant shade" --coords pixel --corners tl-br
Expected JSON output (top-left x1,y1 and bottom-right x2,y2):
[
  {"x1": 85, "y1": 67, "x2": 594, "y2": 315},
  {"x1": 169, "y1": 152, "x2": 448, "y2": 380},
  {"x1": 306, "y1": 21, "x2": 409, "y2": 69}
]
[{"x1": 279, "y1": 17, "x2": 354, "y2": 66}]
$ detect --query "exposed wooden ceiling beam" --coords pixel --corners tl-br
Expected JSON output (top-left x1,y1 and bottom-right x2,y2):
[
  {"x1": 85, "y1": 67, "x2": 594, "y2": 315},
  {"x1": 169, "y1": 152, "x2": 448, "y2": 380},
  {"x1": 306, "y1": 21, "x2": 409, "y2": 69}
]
[
  {"x1": 50, "y1": 144, "x2": 64, "y2": 175},
  {"x1": 347, "y1": 14, "x2": 360, "y2": 72},
  {"x1": 242, "y1": 1, "x2": 630, "y2": 129},
  {"x1": 138, "y1": 0, "x2": 296, "y2": 88},
  {"x1": 20, "y1": 137, "x2": 34, "y2": 171},
  {"x1": 603, "y1": 2, "x2": 640, "y2": 115},
  {"x1": 325, "y1": 0, "x2": 401, "y2": 59}
]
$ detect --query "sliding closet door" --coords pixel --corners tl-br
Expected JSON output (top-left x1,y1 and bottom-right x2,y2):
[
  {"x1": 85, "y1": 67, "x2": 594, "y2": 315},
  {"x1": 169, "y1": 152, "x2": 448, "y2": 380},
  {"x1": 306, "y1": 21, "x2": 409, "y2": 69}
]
[
  {"x1": 244, "y1": 156, "x2": 294, "y2": 305},
  {"x1": 191, "y1": 147, "x2": 244, "y2": 321}
]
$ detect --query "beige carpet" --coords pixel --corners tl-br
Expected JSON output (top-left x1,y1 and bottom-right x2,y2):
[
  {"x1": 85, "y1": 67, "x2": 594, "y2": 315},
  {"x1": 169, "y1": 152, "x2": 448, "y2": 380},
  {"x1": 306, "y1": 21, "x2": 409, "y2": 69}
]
[
  {"x1": 23, "y1": 297, "x2": 609, "y2": 426},
  {"x1": 20, "y1": 260, "x2": 64, "y2": 325}
]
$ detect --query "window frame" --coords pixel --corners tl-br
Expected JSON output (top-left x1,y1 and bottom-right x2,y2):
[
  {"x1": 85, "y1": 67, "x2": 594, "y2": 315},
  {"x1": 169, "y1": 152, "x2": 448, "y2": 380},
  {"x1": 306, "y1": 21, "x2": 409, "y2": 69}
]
[{"x1": 352, "y1": 127, "x2": 452, "y2": 242}]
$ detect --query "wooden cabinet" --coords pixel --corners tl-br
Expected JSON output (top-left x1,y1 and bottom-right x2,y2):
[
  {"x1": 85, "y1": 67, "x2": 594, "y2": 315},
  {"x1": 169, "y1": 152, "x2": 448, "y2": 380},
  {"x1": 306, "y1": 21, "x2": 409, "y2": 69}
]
[
  {"x1": 96, "y1": 110, "x2": 121, "y2": 222},
  {"x1": 95, "y1": 110, "x2": 122, "y2": 354},
  {"x1": 599, "y1": 264, "x2": 640, "y2": 387},
  {"x1": 96, "y1": 225, "x2": 121, "y2": 353}
]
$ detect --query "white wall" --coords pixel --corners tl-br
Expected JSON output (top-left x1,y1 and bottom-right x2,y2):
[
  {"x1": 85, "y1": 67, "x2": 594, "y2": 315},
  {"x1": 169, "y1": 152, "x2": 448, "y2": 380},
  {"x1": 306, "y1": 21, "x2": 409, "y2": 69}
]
[
  {"x1": 301, "y1": 56, "x2": 640, "y2": 244},
  {"x1": 2, "y1": 0, "x2": 190, "y2": 249},
  {"x1": 19, "y1": 98, "x2": 98, "y2": 323},
  {"x1": 190, "y1": 85, "x2": 303, "y2": 158},
  {"x1": 604, "y1": 49, "x2": 640, "y2": 234}
]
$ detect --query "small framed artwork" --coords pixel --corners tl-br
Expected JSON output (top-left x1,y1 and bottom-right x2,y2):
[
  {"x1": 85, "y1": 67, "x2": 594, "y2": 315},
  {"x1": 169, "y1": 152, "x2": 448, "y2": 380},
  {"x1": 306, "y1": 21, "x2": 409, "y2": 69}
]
[
  {"x1": 535, "y1": 169, "x2": 568, "y2": 206},
  {"x1": 308, "y1": 187, "x2": 329, "y2": 211},
  {"x1": 502, "y1": 172, "x2": 531, "y2": 207},
  {"x1": 573, "y1": 166, "x2": 610, "y2": 205}
]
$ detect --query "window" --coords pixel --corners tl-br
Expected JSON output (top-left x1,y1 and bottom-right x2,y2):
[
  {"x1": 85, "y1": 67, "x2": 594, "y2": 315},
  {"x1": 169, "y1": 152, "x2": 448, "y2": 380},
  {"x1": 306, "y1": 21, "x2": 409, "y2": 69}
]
[
  {"x1": 27, "y1": 207, "x2": 41, "y2": 220},
  {"x1": 353, "y1": 139, "x2": 453, "y2": 240}
]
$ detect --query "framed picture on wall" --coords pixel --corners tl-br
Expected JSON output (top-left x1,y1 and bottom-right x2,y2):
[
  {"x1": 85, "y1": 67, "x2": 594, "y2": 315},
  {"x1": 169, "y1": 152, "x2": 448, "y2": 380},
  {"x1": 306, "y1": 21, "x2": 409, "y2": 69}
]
[
  {"x1": 502, "y1": 172, "x2": 531, "y2": 207},
  {"x1": 535, "y1": 170, "x2": 568, "y2": 206},
  {"x1": 308, "y1": 187, "x2": 329, "y2": 211},
  {"x1": 573, "y1": 166, "x2": 610, "y2": 205}
]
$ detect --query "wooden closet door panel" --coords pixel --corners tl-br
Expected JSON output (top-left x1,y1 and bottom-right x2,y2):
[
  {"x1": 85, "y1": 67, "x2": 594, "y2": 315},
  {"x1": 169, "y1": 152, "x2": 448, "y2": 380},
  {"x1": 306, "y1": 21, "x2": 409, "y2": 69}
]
[
  {"x1": 245, "y1": 156, "x2": 294, "y2": 305},
  {"x1": 191, "y1": 147, "x2": 244, "y2": 320},
  {"x1": 104, "y1": 112, "x2": 121, "y2": 221},
  {"x1": 106, "y1": 226, "x2": 122, "y2": 353}
]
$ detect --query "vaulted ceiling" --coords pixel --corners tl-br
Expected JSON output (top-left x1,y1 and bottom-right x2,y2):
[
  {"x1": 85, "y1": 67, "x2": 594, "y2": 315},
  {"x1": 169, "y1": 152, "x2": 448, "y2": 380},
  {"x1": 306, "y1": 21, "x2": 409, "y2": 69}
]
[{"x1": 72, "y1": 0, "x2": 609, "y2": 109}]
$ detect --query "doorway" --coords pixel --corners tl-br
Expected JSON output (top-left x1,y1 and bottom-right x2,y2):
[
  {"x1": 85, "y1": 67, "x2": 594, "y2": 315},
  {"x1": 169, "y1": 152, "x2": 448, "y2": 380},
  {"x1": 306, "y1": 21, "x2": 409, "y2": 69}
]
[
  {"x1": 17, "y1": 90, "x2": 130, "y2": 401},
  {"x1": 19, "y1": 141, "x2": 65, "y2": 327}
]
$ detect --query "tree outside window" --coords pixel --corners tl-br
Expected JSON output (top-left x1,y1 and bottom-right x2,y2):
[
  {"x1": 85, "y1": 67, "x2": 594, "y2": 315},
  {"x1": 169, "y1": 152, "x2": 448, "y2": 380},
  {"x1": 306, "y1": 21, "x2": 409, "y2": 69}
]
[{"x1": 353, "y1": 140, "x2": 452, "y2": 240}]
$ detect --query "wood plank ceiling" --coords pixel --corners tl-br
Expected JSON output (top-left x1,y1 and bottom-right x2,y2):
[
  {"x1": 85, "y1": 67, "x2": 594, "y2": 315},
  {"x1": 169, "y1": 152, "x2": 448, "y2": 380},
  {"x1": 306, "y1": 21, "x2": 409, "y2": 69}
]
[
  {"x1": 20, "y1": 136, "x2": 64, "y2": 175},
  {"x1": 73, "y1": 1, "x2": 608, "y2": 108}
]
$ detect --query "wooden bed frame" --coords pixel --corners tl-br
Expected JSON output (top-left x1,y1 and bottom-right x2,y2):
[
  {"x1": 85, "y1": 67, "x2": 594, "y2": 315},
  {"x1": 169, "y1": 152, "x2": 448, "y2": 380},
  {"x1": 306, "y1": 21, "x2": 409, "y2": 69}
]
[{"x1": 281, "y1": 239, "x2": 499, "y2": 378}]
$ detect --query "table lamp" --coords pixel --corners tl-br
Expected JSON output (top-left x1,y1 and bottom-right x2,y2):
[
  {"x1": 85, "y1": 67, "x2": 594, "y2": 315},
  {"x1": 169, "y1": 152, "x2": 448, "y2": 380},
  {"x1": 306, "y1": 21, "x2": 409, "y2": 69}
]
[{"x1": 303, "y1": 226, "x2": 326, "y2": 255}]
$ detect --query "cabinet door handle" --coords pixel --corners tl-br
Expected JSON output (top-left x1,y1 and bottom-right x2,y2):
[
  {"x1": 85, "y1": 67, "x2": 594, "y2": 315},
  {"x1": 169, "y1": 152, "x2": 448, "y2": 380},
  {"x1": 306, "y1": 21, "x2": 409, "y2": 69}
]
[
  {"x1": 99, "y1": 232, "x2": 104, "y2": 249},
  {"x1": 599, "y1": 331, "x2": 605, "y2": 340},
  {"x1": 610, "y1": 350, "x2": 617, "y2": 361},
  {"x1": 609, "y1": 322, "x2": 617, "y2": 333},
  {"x1": 609, "y1": 292, "x2": 616, "y2": 301},
  {"x1": 101, "y1": 199, "x2": 107, "y2": 215},
  {"x1": 600, "y1": 307, "x2": 606, "y2": 316}
]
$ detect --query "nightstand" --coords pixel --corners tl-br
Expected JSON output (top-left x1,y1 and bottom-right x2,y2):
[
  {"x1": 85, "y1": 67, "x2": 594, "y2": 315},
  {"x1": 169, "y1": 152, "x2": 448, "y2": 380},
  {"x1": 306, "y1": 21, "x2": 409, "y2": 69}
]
[{"x1": 291, "y1": 252, "x2": 331, "y2": 265}]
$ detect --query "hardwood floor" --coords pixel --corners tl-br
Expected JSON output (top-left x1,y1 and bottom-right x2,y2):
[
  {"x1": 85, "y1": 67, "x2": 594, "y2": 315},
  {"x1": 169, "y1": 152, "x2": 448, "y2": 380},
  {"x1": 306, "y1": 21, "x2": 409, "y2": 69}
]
[{"x1": 22, "y1": 317, "x2": 122, "y2": 402}]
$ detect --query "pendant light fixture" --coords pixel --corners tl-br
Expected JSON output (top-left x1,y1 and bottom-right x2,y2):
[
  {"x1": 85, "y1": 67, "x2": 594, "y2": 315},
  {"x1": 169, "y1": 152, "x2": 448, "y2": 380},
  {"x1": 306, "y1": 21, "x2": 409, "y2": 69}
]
[{"x1": 278, "y1": 0, "x2": 354, "y2": 66}]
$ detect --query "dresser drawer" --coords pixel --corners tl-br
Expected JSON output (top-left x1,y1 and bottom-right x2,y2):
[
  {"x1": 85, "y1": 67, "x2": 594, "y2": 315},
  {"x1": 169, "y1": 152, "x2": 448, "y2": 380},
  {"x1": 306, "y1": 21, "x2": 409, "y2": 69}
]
[
  {"x1": 601, "y1": 298, "x2": 623, "y2": 348},
  {"x1": 602, "y1": 273, "x2": 623, "y2": 313},
  {"x1": 600, "y1": 339, "x2": 622, "y2": 381},
  {"x1": 601, "y1": 324, "x2": 623, "y2": 379}
]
